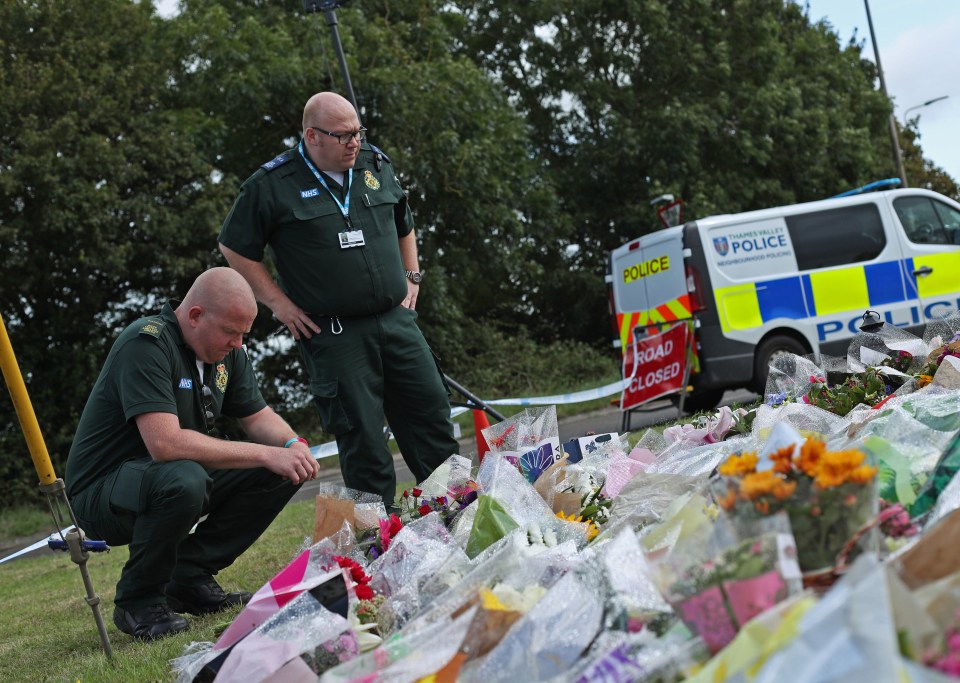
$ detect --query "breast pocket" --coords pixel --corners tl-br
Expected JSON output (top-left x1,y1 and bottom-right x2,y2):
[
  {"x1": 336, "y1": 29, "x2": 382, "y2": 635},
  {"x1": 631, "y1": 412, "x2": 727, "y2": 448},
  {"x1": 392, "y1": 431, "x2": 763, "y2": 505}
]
[
  {"x1": 363, "y1": 191, "x2": 401, "y2": 237},
  {"x1": 291, "y1": 203, "x2": 344, "y2": 249}
]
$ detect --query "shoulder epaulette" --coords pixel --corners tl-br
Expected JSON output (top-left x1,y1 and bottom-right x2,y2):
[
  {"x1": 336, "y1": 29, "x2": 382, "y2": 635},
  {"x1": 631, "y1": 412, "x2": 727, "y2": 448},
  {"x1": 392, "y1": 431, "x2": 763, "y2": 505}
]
[
  {"x1": 261, "y1": 151, "x2": 295, "y2": 172},
  {"x1": 363, "y1": 143, "x2": 392, "y2": 173},
  {"x1": 138, "y1": 319, "x2": 165, "y2": 338}
]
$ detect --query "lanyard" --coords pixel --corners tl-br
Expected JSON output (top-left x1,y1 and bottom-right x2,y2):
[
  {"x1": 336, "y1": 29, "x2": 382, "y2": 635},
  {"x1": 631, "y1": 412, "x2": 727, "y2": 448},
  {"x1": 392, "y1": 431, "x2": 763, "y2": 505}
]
[{"x1": 298, "y1": 140, "x2": 353, "y2": 227}]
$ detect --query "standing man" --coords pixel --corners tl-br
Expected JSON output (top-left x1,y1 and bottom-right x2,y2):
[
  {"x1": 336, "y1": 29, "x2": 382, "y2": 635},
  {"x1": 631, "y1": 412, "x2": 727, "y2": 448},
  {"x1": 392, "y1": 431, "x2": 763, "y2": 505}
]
[
  {"x1": 219, "y1": 91, "x2": 458, "y2": 510},
  {"x1": 66, "y1": 268, "x2": 319, "y2": 641}
]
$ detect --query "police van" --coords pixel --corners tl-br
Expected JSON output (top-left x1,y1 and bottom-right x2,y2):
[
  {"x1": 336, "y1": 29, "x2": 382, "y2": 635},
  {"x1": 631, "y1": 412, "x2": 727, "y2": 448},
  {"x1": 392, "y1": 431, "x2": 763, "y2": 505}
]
[{"x1": 608, "y1": 184, "x2": 960, "y2": 411}]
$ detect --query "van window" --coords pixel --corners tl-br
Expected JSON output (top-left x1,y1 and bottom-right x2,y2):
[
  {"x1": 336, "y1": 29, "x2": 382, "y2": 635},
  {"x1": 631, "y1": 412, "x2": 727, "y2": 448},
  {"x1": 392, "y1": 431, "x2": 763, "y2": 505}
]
[
  {"x1": 785, "y1": 204, "x2": 886, "y2": 270},
  {"x1": 894, "y1": 196, "x2": 960, "y2": 245}
]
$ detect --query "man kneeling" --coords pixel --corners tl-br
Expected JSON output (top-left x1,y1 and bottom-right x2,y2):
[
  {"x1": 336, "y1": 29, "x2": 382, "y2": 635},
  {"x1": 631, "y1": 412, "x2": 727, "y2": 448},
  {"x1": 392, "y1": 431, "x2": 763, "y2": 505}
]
[{"x1": 65, "y1": 268, "x2": 320, "y2": 641}]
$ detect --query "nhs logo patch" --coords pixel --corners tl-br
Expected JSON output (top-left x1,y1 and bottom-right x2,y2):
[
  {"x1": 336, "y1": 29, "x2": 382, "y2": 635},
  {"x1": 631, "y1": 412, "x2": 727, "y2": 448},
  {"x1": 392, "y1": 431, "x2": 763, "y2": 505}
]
[
  {"x1": 713, "y1": 237, "x2": 730, "y2": 257},
  {"x1": 300, "y1": 188, "x2": 320, "y2": 199},
  {"x1": 178, "y1": 378, "x2": 193, "y2": 389}
]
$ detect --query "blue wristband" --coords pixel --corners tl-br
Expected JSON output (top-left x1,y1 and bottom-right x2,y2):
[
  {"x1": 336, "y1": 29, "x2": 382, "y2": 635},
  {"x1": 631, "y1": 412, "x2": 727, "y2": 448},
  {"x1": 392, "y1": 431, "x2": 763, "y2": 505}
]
[{"x1": 284, "y1": 437, "x2": 307, "y2": 448}]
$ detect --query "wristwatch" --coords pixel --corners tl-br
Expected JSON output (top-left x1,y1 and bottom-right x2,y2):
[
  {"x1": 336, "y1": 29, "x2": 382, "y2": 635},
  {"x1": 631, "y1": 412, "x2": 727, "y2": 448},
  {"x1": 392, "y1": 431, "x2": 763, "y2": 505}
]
[{"x1": 405, "y1": 270, "x2": 423, "y2": 284}]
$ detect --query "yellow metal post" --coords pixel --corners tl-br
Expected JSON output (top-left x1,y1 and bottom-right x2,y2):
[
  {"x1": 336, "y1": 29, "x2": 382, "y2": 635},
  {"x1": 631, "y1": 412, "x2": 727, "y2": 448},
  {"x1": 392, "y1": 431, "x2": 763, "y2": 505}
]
[
  {"x1": 0, "y1": 316, "x2": 56, "y2": 484},
  {"x1": 0, "y1": 314, "x2": 113, "y2": 660}
]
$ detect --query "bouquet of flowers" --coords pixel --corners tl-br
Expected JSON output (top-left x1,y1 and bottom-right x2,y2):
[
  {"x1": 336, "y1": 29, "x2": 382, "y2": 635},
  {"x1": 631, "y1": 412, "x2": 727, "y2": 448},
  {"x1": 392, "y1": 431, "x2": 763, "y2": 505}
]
[
  {"x1": 398, "y1": 481, "x2": 479, "y2": 528},
  {"x1": 803, "y1": 369, "x2": 892, "y2": 416},
  {"x1": 355, "y1": 513, "x2": 403, "y2": 561},
  {"x1": 918, "y1": 335, "x2": 960, "y2": 388},
  {"x1": 714, "y1": 437, "x2": 879, "y2": 573},
  {"x1": 652, "y1": 514, "x2": 800, "y2": 654}
]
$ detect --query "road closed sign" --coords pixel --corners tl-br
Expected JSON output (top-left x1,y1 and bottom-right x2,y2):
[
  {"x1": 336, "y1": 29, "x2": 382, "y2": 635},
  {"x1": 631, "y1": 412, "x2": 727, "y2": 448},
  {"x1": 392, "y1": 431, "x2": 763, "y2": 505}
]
[{"x1": 620, "y1": 321, "x2": 690, "y2": 411}]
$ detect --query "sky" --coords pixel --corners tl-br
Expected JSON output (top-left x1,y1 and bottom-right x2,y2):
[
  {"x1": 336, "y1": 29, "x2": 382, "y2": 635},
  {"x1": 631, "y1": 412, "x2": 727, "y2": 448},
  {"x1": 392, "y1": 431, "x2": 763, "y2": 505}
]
[
  {"x1": 801, "y1": 0, "x2": 960, "y2": 182},
  {"x1": 155, "y1": 0, "x2": 959, "y2": 182}
]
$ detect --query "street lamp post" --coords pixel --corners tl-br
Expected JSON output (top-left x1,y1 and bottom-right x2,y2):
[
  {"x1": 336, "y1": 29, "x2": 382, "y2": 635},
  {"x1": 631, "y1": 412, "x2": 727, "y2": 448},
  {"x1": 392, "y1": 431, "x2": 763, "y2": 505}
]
[
  {"x1": 864, "y1": 0, "x2": 908, "y2": 187},
  {"x1": 903, "y1": 95, "x2": 950, "y2": 124}
]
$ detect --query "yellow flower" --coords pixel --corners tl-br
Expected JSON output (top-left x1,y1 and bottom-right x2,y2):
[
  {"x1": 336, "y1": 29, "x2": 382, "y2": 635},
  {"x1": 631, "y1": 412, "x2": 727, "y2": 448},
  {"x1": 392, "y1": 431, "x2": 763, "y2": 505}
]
[
  {"x1": 917, "y1": 375, "x2": 933, "y2": 388},
  {"x1": 719, "y1": 452, "x2": 759, "y2": 477},
  {"x1": 557, "y1": 510, "x2": 598, "y2": 540},
  {"x1": 585, "y1": 520, "x2": 600, "y2": 541},
  {"x1": 556, "y1": 511, "x2": 583, "y2": 523}
]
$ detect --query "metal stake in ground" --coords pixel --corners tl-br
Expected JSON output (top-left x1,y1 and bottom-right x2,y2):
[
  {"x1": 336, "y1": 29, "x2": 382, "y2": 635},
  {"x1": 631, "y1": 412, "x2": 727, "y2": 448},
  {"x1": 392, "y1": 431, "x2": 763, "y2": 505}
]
[{"x1": 0, "y1": 315, "x2": 113, "y2": 661}]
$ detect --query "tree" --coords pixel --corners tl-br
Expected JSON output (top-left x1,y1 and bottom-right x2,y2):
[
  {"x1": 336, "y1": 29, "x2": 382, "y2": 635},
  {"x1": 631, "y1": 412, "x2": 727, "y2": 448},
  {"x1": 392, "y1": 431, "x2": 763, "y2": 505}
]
[
  {"x1": 452, "y1": 0, "x2": 903, "y2": 344},
  {"x1": 0, "y1": 0, "x2": 226, "y2": 505}
]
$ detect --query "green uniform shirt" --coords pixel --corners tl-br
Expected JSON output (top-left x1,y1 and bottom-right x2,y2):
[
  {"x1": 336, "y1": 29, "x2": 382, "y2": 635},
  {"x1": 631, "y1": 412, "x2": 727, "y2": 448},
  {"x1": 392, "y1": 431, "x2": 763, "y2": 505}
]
[
  {"x1": 218, "y1": 144, "x2": 414, "y2": 316},
  {"x1": 65, "y1": 301, "x2": 267, "y2": 498}
]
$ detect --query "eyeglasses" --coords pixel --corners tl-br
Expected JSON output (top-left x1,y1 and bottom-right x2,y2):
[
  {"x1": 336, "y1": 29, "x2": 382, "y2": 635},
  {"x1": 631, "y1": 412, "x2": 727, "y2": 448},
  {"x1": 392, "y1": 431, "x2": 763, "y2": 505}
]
[
  {"x1": 310, "y1": 126, "x2": 367, "y2": 145},
  {"x1": 202, "y1": 385, "x2": 216, "y2": 433}
]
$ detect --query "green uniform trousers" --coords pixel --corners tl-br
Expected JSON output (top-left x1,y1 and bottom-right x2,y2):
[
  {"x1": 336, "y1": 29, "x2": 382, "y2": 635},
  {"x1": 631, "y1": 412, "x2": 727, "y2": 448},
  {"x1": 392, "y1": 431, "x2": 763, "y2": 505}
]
[
  {"x1": 71, "y1": 459, "x2": 298, "y2": 609},
  {"x1": 299, "y1": 305, "x2": 458, "y2": 506}
]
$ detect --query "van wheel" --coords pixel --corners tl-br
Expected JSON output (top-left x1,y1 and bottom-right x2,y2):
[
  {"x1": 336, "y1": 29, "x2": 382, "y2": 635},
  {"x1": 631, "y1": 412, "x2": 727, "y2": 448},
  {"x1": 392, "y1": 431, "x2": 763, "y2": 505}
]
[
  {"x1": 672, "y1": 388, "x2": 725, "y2": 415},
  {"x1": 752, "y1": 336, "x2": 807, "y2": 394}
]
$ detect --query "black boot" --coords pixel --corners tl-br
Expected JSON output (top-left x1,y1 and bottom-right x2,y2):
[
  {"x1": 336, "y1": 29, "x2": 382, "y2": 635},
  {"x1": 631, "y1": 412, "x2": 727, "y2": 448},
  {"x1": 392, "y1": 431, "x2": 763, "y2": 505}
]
[
  {"x1": 113, "y1": 603, "x2": 189, "y2": 641},
  {"x1": 165, "y1": 578, "x2": 252, "y2": 616}
]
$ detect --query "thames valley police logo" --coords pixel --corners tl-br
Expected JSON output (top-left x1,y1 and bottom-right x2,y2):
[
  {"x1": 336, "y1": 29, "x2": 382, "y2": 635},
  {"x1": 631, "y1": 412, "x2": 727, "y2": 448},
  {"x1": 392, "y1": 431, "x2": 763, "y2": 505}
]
[{"x1": 713, "y1": 237, "x2": 730, "y2": 257}]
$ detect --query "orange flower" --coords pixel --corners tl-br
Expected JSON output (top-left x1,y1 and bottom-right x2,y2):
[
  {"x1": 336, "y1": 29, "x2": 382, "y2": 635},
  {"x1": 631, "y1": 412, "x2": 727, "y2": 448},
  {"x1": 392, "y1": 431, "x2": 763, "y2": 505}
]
[
  {"x1": 847, "y1": 465, "x2": 878, "y2": 485},
  {"x1": 769, "y1": 445, "x2": 795, "y2": 475},
  {"x1": 719, "y1": 452, "x2": 759, "y2": 477},
  {"x1": 739, "y1": 471, "x2": 780, "y2": 500},
  {"x1": 771, "y1": 479, "x2": 797, "y2": 500},
  {"x1": 814, "y1": 449, "x2": 870, "y2": 488},
  {"x1": 754, "y1": 499, "x2": 771, "y2": 514},
  {"x1": 717, "y1": 488, "x2": 738, "y2": 510},
  {"x1": 917, "y1": 375, "x2": 933, "y2": 388},
  {"x1": 795, "y1": 438, "x2": 825, "y2": 477}
]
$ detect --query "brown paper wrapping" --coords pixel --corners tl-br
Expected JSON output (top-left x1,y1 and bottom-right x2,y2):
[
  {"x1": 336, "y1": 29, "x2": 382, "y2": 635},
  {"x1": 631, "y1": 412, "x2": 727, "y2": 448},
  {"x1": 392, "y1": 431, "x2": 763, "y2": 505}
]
[
  {"x1": 313, "y1": 497, "x2": 355, "y2": 544},
  {"x1": 895, "y1": 508, "x2": 960, "y2": 590}
]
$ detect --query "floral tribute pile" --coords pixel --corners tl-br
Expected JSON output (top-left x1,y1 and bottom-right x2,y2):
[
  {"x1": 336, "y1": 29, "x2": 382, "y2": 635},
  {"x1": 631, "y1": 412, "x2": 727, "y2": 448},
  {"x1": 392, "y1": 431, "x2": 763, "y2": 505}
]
[{"x1": 171, "y1": 315, "x2": 960, "y2": 682}]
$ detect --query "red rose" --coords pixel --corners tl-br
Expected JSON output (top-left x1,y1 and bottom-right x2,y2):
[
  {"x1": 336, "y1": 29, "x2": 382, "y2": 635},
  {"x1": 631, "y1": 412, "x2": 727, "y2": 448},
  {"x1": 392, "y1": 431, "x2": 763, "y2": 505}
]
[
  {"x1": 418, "y1": 504, "x2": 432, "y2": 516},
  {"x1": 412, "y1": 488, "x2": 422, "y2": 497},
  {"x1": 355, "y1": 584, "x2": 374, "y2": 601},
  {"x1": 403, "y1": 489, "x2": 409, "y2": 498},
  {"x1": 388, "y1": 513, "x2": 403, "y2": 536}
]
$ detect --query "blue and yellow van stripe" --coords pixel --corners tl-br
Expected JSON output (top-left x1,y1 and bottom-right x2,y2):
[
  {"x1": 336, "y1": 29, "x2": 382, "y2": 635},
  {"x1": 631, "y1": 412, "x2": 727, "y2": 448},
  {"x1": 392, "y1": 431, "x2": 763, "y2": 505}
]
[{"x1": 713, "y1": 255, "x2": 960, "y2": 333}]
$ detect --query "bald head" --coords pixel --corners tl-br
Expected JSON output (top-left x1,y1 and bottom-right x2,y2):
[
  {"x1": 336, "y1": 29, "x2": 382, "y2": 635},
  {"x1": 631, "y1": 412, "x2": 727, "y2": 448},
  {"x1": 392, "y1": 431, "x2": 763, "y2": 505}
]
[
  {"x1": 182, "y1": 267, "x2": 257, "y2": 318},
  {"x1": 177, "y1": 268, "x2": 258, "y2": 363},
  {"x1": 302, "y1": 92, "x2": 356, "y2": 132}
]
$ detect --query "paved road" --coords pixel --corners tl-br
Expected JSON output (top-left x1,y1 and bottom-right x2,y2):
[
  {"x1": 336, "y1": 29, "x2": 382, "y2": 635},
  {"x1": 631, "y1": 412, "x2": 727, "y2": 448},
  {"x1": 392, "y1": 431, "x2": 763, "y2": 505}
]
[{"x1": 292, "y1": 388, "x2": 755, "y2": 502}]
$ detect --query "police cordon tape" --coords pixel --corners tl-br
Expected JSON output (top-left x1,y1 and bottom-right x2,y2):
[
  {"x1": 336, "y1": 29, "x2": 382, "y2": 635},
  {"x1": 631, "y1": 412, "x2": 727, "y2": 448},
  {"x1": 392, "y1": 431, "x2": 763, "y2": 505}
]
[
  {"x1": 0, "y1": 526, "x2": 73, "y2": 565},
  {"x1": 309, "y1": 378, "x2": 628, "y2": 461},
  {"x1": 0, "y1": 379, "x2": 631, "y2": 564}
]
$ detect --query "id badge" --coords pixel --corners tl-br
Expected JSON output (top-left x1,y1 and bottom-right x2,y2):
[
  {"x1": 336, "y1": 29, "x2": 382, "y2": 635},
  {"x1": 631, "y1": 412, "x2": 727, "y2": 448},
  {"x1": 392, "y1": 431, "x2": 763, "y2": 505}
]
[{"x1": 338, "y1": 229, "x2": 365, "y2": 249}]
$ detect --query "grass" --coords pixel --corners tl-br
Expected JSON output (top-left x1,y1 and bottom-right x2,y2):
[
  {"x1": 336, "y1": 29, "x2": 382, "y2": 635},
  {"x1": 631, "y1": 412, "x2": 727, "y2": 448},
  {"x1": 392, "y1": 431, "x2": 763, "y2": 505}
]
[
  {"x1": 0, "y1": 505, "x2": 52, "y2": 542},
  {"x1": 0, "y1": 497, "x2": 317, "y2": 683}
]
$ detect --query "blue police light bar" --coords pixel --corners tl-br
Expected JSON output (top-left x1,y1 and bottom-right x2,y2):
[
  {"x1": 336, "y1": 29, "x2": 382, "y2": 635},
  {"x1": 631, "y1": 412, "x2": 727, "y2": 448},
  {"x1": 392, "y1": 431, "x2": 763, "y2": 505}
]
[{"x1": 830, "y1": 178, "x2": 902, "y2": 198}]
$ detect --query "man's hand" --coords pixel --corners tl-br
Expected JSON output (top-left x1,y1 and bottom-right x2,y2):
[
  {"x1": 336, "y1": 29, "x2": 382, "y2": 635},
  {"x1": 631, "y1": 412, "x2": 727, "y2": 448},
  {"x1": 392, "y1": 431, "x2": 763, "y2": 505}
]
[
  {"x1": 267, "y1": 442, "x2": 320, "y2": 485},
  {"x1": 273, "y1": 298, "x2": 322, "y2": 340},
  {"x1": 402, "y1": 280, "x2": 419, "y2": 310}
]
